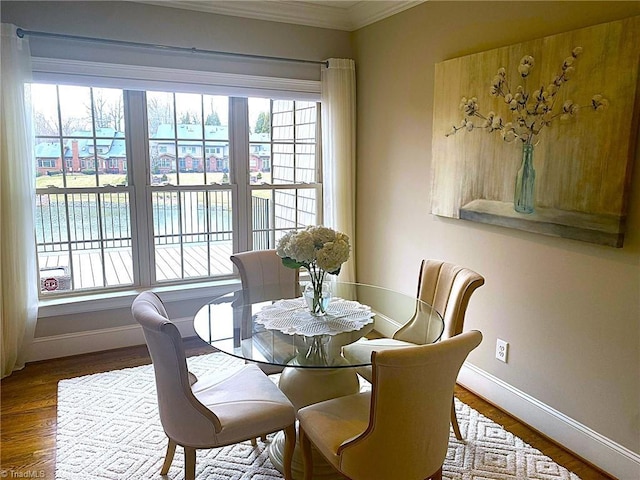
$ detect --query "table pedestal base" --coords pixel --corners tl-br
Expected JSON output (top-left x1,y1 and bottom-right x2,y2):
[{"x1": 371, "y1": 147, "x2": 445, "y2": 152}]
[
  {"x1": 269, "y1": 428, "x2": 349, "y2": 480},
  {"x1": 278, "y1": 364, "x2": 360, "y2": 410},
  {"x1": 270, "y1": 365, "x2": 359, "y2": 480}
]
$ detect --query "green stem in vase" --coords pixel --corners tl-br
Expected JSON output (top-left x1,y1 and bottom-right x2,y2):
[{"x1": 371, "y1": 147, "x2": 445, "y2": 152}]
[{"x1": 308, "y1": 265, "x2": 327, "y2": 315}]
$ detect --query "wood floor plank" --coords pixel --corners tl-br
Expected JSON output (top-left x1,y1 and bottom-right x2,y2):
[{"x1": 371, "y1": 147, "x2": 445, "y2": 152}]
[
  {"x1": 104, "y1": 248, "x2": 133, "y2": 286},
  {"x1": 155, "y1": 246, "x2": 183, "y2": 281},
  {"x1": 186, "y1": 244, "x2": 211, "y2": 275},
  {"x1": 1, "y1": 339, "x2": 612, "y2": 480},
  {"x1": 115, "y1": 249, "x2": 134, "y2": 284},
  {"x1": 210, "y1": 242, "x2": 233, "y2": 273},
  {"x1": 183, "y1": 245, "x2": 208, "y2": 277}
]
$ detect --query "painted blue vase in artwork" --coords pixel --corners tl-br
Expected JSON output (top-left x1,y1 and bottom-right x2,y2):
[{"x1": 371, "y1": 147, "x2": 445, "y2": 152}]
[{"x1": 514, "y1": 143, "x2": 535, "y2": 214}]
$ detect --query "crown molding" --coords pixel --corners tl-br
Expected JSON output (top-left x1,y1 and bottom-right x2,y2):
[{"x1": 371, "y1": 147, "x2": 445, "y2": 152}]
[
  {"x1": 133, "y1": 1, "x2": 424, "y2": 31},
  {"x1": 346, "y1": 1, "x2": 424, "y2": 30}
]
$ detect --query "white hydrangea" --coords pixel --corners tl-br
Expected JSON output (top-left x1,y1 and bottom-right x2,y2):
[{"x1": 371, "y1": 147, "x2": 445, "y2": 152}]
[
  {"x1": 276, "y1": 226, "x2": 351, "y2": 275},
  {"x1": 316, "y1": 233, "x2": 350, "y2": 273},
  {"x1": 275, "y1": 231, "x2": 294, "y2": 258},
  {"x1": 307, "y1": 225, "x2": 336, "y2": 248},
  {"x1": 288, "y1": 230, "x2": 316, "y2": 263}
]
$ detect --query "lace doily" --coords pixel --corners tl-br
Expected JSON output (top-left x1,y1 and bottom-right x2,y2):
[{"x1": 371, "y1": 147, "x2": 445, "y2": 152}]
[{"x1": 255, "y1": 297, "x2": 374, "y2": 336}]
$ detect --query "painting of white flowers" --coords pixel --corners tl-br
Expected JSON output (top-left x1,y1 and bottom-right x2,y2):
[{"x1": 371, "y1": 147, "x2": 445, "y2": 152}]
[{"x1": 431, "y1": 16, "x2": 639, "y2": 247}]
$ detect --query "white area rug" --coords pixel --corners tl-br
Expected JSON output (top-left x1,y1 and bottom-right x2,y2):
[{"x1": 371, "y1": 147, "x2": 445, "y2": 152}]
[{"x1": 56, "y1": 352, "x2": 581, "y2": 479}]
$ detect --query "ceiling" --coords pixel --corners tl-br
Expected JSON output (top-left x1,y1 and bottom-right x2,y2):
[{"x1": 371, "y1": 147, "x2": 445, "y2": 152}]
[{"x1": 135, "y1": 1, "x2": 424, "y2": 31}]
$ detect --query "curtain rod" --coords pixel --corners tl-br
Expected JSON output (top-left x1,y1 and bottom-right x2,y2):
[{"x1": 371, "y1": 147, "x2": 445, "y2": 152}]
[{"x1": 16, "y1": 28, "x2": 329, "y2": 67}]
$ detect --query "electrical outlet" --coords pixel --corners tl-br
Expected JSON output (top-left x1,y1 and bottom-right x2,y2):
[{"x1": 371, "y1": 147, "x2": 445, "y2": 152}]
[{"x1": 496, "y1": 339, "x2": 509, "y2": 363}]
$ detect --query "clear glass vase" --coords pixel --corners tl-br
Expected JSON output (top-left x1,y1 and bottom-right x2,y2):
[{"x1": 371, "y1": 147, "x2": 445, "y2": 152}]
[
  {"x1": 300, "y1": 335, "x2": 329, "y2": 365},
  {"x1": 514, "y1": 143, "x2": 536, "y2": 214},
  {"x1": 303, "y1": 280, "x2": 332, "y2": 316}
]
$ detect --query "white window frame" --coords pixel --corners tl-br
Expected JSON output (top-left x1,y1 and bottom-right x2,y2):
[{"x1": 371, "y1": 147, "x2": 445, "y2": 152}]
[{"x1": 33, "y1": 58, "x2": 322, "y2": 315}]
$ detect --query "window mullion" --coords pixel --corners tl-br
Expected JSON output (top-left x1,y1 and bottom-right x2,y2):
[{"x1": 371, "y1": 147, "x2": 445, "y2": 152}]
[
  {"x1": 316, "y1": 104, "x2": 324, "y2": 223},
  {"x1": 230, "y1": 97, "x2": 250, "y2": 252},
  {"x1": 126, "y1": 90, "x2": 152, "y2": 286}
]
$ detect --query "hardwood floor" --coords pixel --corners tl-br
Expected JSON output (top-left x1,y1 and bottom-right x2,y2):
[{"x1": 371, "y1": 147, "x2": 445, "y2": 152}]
[{"x1": 1, "y1": 338, "x2": 612, "y2": 480}]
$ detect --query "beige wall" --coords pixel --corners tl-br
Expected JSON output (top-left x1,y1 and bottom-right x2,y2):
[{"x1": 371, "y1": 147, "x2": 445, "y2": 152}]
[{"x1": 353, "y1": 1, "x2": 640, "y2": 455}]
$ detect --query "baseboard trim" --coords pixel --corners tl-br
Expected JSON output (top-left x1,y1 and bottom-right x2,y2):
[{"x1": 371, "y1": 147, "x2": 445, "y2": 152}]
[
  {"x1": 27, "y1": 317, "x2": 197, "y2": 362},
  {"x1": 458, "y1": 362, "x2": 640, "y2": 479}
]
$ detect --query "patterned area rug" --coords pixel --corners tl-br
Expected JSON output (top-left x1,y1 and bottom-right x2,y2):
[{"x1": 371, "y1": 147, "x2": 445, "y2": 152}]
[{"x1": 56, "y1": 352, "x2": 580, "y2": 480}]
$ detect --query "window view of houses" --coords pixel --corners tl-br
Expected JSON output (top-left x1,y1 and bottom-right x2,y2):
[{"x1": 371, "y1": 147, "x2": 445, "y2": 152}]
[
  {"x1": 35, "y1": 128, "x2": 127, "y2": 177},
  {"x1": 33, "y1": 89, "x2": 296, "y2": 185},
  {"x1": 32, "y1": 84, "x2": 320, "y2": 294},
  {"x1": 35, "y1": 124, "x2": 274, "y2": 181}
]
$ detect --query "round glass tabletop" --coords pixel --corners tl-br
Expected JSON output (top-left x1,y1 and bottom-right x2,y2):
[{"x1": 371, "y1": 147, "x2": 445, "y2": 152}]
[{"x1": 193, "y1": 281, "x2": 444, "y2": 369}]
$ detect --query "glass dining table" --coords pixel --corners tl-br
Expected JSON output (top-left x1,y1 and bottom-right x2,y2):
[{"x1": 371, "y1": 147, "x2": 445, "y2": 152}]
[{"x1": 193, "y1": 281, "x2": 444, "y2": 480}]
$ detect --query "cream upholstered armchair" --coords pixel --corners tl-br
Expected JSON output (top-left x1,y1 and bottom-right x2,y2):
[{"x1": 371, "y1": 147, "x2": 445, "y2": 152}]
[
  {"x1": 342, "y1": 259, "x2": 485, "y2": 440},
  {"x1": 297, "y1": 331, "x2": 483, "y2": 480},
  {"x1": 131, "y1": 291, "x2": 296, "y2": 480}
]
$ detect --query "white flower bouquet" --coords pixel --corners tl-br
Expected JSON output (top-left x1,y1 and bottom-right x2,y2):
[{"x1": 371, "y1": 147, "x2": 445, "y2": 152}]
[{"x1": 276, "y1": 226, "x2": 350, "y2": 315}]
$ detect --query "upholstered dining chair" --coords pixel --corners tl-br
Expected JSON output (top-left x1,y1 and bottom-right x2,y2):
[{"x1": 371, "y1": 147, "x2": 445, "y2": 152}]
[
  {"x1": 297, "y1": 330, "x2": 483, "y2": 480},
  {"x1": 230, "y1": 249, "x2": 300, "y2": 304},
  {"x1": 342, "y1": 259, "x2": 485, "y2": 440},
  {"x1": 131, "y1": 291, "x2": 296, "y2": 480},
  {"x1": 230, "y1": 249, "x2": 300, "y2": 375}
]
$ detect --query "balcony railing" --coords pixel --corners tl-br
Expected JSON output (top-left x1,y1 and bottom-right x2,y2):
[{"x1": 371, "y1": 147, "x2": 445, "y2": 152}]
[{"x1": 35, "y1": 192, "x2": 273, "y2": 293}]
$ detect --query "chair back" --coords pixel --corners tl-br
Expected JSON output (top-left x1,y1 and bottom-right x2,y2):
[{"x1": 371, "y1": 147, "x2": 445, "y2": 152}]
[
  {"x1": 231, "y1": 249, "x2": 300, "y2": 303},
  {"x1": 131, "y1": 292, "x2": 221, "y2": 446},
  {"x1": 338, "y1": 330, "x2": 482, "y2": 479},
  {"x1": 394, "y1": 259, "x2": 484, "y2": 343}
]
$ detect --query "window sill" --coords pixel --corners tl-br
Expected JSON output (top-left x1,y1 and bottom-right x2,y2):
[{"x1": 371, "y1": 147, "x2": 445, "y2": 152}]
[{"x1": 37, "y1": 278, "x2": 241, "y2": 318}]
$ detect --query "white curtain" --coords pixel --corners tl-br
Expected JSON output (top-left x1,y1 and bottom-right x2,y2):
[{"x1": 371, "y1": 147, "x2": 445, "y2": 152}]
[
  {"x1": 1, "y1": 24, "x2": 38, "y2": 378},
  {"x1": 321, "y1": 58, "x2": 356, "y2": 282}
]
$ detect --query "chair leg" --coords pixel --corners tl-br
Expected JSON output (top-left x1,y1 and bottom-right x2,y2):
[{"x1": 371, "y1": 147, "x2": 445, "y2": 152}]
[
  {"x1": 160, "y1": 438, "x2": 176, "y2": 475},
  {"x1": 250, "y1": 434, "x2": 267, "y2": 446},
  {"x1": 184, "y1": 447, "x2": 196, "y2": 480},
  {"x1": 282, "y1": 424, "x2": 296, "y2": 480},
  {"x1": 451, "y1": 397, "x2": 463, "y2": 441},
  {"x1": 299, "y1": 426, "x2": 314, "y2": 480}
]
